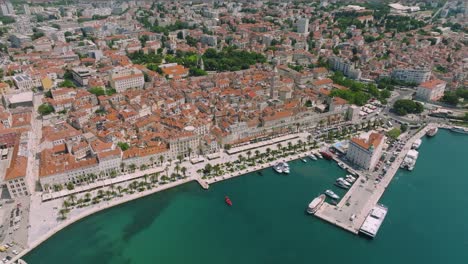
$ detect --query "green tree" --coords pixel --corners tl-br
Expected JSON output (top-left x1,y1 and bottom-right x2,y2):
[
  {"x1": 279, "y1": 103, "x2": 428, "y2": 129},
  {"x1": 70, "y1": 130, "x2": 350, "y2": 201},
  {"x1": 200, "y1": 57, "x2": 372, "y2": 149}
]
[
  {"x1": 38, "y1": 103, "x2": 54, "y2": 115},
  {"x1": 59, "y1": 79, "x2": 76, "y2": 88},
  {"x1": 117, "y1": 142, "x2": 130, "y2": 151}
]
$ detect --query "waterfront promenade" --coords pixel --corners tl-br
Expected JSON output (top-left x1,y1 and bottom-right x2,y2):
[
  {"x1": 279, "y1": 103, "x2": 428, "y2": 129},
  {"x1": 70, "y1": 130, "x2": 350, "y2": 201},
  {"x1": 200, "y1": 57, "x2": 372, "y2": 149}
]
[{"x1": 314, "y1": 123, "x2": 438, "y2": 234}]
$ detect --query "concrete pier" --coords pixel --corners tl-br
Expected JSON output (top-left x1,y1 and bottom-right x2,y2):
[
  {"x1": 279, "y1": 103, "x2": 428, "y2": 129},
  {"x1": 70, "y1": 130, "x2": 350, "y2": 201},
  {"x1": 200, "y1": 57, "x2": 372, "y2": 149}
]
[
  {"x1": 196, "y1": 178, "x2": 210, "y2": 189},
  {"x1": 314, "y1": 124, "x2": 438, "y2": 235}
]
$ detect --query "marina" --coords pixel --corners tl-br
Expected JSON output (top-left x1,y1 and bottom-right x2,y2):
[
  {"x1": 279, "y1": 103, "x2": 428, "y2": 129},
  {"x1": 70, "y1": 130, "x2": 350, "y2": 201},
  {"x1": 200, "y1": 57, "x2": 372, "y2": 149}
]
[{"x1": 314, "y1": 124, "x2": 439, "y2": 236}]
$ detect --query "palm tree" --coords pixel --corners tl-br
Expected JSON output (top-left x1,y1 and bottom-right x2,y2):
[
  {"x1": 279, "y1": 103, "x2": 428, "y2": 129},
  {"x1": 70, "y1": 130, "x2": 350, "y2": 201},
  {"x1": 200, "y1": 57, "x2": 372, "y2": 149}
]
[
  {"x1": 159, "y1": 155, "x2": 165, "y2": 166},
  {"x1": 120, "y1": 163, "x2": 126, "y2": 172},
  {"x1": 164, "y1": 166, "x2": 169, "y2": 178},
  {"x1": 140, "y1": 164, "x2": 148, "y2": 171},
  {"x1": 307, "y1": 135, "x2": 312, "y2": 145},
  {"x1": 238, "y1": 154, "x2": 244, "y2": 163},
  {"x1": 313, "y1": 140, "x2": 318, "y2": 148},
  {"x1": 109, "y1": 184, "x2": 115, "y2": 193},
  {"x1": 170, "y1": 173, "x2": 177, "y2": 181},
  {"x1": 188, "y1": 147, "x2": 192, "y2": 157},
  {"x1": 276, "y1": 143, "x2": 282, "y2": 152},
  {"x1": 298, "y1": 139, "x2": 304, "y2": 151},
  {"x1": 266, "y1": 148, "x2": 271, "y2": 157},
  {"x1": 175, "y1": 164, "x2": 180, "y2": 176},
  {"x1": 177, "y1": 155, "x2": 183, "y2": 164},
  {"x1": 110, "y1": 170, "x2": 117, "y2": 178},
  {"x1": 149, "y1": 157, "x2": 154, "y2": 167},
  {"x1": 97, "y1": 189, "x2": 104, "y2": 198},
  {"x1": 69, "y1": 194, "x2": 76, "y2": 204},
  {"x1": 58, "y1": 209, "x2": 67, "y2": 220},
  {"x1": 85, "y1": 192, "x2": 91, "y2": 201},
  {"x1": 117, "y1": 186, "x2": 122, "y2": 195},
  {"x1": 246, "y1": 150, "x2": 252, "y2": 160},
  {"x1": 105, "y1": 190, "x2": 112, "y2": 199},
  {"x1": 62, "y1": 200, "x2": 70, "y2": 210},
  {"x1": 254, "y1": 150, "x2": 260, "y2": 159},
  {"x1": 181, "y1": 166, "x2": 187, "y2": 178},
  {"x1": 143, "y1": 174, "x2": 148, "y2": 183},
  {"x1": 287, "y1": 142, "x2": 292, "y2": 151},
  {"x1": 129, "y1": 164, "x2": 136, "y2": 172}
]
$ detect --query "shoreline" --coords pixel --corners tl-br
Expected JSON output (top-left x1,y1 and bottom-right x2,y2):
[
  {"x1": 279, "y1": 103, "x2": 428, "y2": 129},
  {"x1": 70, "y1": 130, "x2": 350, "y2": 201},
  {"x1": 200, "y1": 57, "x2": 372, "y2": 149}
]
[{"x1": 15, "y1": 145, "x2": 318, "y2": 262}]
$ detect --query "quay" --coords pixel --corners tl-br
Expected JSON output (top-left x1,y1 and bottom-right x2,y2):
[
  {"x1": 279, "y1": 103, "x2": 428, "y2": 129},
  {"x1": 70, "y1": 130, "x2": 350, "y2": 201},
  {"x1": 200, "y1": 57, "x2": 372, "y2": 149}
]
[
  {"x1": 196, "y1": 178, "x2": 210, "y2": 189},
  {"x1": 314, "y1": 123, "x2": 439, "y2": 235}
]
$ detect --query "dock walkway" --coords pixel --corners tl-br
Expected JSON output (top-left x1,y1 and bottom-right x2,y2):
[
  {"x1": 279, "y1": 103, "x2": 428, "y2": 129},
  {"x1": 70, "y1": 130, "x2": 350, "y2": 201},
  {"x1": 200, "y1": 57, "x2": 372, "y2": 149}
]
[{"x1": 314, "y1": 124, "x2": 437, "y2": 234}]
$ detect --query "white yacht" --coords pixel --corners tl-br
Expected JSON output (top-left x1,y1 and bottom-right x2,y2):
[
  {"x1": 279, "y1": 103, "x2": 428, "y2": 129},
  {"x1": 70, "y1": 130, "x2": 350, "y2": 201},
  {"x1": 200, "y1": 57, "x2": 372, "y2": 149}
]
[
  {"x1": 315, "y1": 152, "x2": 323, "y2": 159},
  {"x1": 337, "y1": 178, "x2": 351, "y2": 187},
  {"x1": 307, "y1": 194, "x2": 326, "y2": 214},
  {"x1": 301, "y1": 158, "x2": 307, "y2": 163},
  {"x1": 309, "y1": 154, "x2": 317, "y2": 161},
  {"x1": 273, "y1": 163, "x2": 283, "y2": 173},
  {"x1": 283, "y1": 166, "x2": 290, "y2": 174},
  {"x1": 337, "y1": 162, "x2": 346, "y2": 169},
  {"x1": 325, "y1": 190, "x2": 339, "y2": 199}
]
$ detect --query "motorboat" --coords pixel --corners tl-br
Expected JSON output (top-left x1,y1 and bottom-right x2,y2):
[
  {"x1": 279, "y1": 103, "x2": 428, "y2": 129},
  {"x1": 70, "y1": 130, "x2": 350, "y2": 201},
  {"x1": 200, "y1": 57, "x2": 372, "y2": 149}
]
[
  {"x1": 325, "y1": 190, "x2": 339, "y2": 199},
  {"x1": 273, "y1": 163, "x2": 283, "y2": 173},
  {"x1": 320, "y1": 151, "x2": 333, "y2": 160},
  {"x1": 335, "y1": 181, "x2": 350, "y2": 189},
  {"x1": 337, "y1": 178, "x2": 351, "y2": 186},
  {"x1": 426, "y1": 127, "x2": 438, "y2": 137},
  {"x1": 345, "y1": 175, "x2": 356, "y2": 182},
  {"x1": 225, "y1": 196, "x2": 232, "y2": 206},
  {"x1": 306, "y1": 194, "x2": 326, "y2": 214},
  {"x1": 309, "y1": 154, "x2": 317, "y2": 161},
  {"x1": 283, "y1": 166, "x2": 290, "y2": 174},
  {"x1": 315, "y1": 152, "x2": 323, "y2": 159},
  {"x1": 337, "y1": 162, "x2": 346, "y2": 169},
  {"x1": 301, "y1": 158, "x2": 307, "y2": 163}
]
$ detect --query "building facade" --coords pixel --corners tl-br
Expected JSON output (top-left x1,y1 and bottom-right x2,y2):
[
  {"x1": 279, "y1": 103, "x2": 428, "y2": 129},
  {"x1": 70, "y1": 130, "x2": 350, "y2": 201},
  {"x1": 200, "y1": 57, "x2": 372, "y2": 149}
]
[
  {"x1": 391, "y1": 68, "x2": 431, "y2": 84},
  {"x1": 346, "y1": 132, "x2": 384, "y2": 170},
  {"x1": 109, "y1": 67, "x2": 145, "y2": 92},
  {"x1": 416, "y1": 79, "x2": 446, "y2": 101}
]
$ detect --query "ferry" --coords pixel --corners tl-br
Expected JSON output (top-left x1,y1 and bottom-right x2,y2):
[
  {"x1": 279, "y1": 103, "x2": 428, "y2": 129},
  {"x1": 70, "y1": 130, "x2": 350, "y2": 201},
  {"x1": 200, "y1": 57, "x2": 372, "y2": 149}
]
[
  {"x1": 337, "y1": 178, "x2": 351, "y2": 187},
  {"x1": 309, "y1": 154, "x2": 317, "y2": 161},
  {"x1": 320, "y1": 151, "x2": 333, "y2": 160},
  {"x1": 451, "y1": 126, "x2": 468, "y2": 135},
  {"x1": 325, "y1": 189, "x2": 340, "y2": 199},
  {"x1": 306, "y1": 194, "x2": 326, "y2": 214},
  {"x1": 401, "y1": 149, "x2": 418, "y2": 171},
  {"x1": 426, "y1": 127, "x2": 438, "y2": 137},
  {"x1": 225, "y1": 196, "x2": 232, "y2": 206},
  {"x1": 359, "y1": 204, "x2": 388, "y2": 238}
]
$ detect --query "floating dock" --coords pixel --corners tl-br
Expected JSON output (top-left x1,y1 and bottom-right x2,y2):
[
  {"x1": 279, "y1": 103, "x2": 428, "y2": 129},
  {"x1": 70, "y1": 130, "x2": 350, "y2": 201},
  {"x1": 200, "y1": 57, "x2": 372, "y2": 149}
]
[{"x1": 359, "y1": 204, "x2": 388, "y2": 238}]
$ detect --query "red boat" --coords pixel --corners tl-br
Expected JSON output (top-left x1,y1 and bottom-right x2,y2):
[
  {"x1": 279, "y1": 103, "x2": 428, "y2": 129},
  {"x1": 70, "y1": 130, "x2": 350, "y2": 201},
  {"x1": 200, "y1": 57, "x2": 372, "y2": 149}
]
[
  {"x1": 225, "y1": 196, "x2": 232, "y2": 206},
  {"x1": 320, "y1": 151, "x2": 333, "y2": 160}
]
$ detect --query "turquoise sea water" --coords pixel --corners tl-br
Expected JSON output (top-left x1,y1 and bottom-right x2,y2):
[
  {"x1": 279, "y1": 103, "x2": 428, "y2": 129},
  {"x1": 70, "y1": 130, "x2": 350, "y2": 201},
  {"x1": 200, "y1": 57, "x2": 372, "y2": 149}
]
[{"x1": 24, "y1": 129, "x2": 468, "y2": 264}]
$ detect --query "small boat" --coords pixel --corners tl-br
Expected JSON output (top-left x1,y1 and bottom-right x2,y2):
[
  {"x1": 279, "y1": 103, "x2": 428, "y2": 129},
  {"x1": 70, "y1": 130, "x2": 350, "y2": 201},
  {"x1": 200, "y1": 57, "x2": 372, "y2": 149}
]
[
  {"x1": 325, "y1": 190, "x2": 339, "y2": 199},
  {"x1": 345, "y1": 175, "x2": 356, "y2": 182},
  {"x1": 320, "y1": 151, "x2": 333, "y2": 160},
  {"x1": 273, "y1": 163, "x2": 283, "y2": 173},
  {"x1": 225, "y1": 196, "x2": 232, "y2": 206},
  {"x1": 301, "y1": 158, "x2": 307, "y2": 163},
  {"x1": 309, "y1": 154, "x2": 317, "y2": 161},
  {"x1": 283, "y1": 166, "x2": 290, "y2": 174},
  {"x1": 315, "y1": 152, "x2": 323, "y2": 159},
  {"x1": 335, "y1": 181, "x2": 350, "y2": 189},
  {"x1": 306, "y1": 194, "x2": 326, "y2": 214},
  {"x1": 426, "y1": 127, "x2": 438, "y2": 137},
  {"x1": 337, "y1": 178, "x2": 351, "y2": 186},
  {"x1": 337, "y1": 162, "x2": 346, "y2": 169}
]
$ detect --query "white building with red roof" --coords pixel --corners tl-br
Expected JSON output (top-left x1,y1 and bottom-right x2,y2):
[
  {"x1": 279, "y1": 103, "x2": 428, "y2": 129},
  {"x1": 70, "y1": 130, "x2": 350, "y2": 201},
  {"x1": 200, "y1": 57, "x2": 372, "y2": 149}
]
[
  {"x1": 416, "y1": 79, "x2": 446, "y2": 101},
  {"x1": 346, "y1": 132, "x2": 385, "y2": 170}
]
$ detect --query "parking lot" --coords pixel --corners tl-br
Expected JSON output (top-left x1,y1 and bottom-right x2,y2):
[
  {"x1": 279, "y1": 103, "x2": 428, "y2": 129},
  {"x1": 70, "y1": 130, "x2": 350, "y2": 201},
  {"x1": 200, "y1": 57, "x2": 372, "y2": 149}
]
[{"x1": 0, "y1": 196, "x2": 30, "y2": 262}]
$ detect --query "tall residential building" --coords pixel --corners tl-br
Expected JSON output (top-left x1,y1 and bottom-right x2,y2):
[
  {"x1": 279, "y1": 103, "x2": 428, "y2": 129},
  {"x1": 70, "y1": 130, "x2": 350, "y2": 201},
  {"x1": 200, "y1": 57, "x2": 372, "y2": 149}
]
[
  {"x1": 0, "y1": 0, "x2": 14, "y2": 16},
  {"x1": 297, "y1": 17, "x2": 309, "y2": 34},
  {"x1": 391, "y1": 68, "x2": 431, "y2": 84},
  {"x1": 346, "y1": 132, "x2": 385, "y2": 171},
  {"x1": 416, "y1": 79, "x2": 446, "y2": 101},
  {"x1": 109, "y1": 67, "x2": 145, "y2": 92},
  {"x1": 329, "y1": 56, "x2": 362, "y2": 80}
]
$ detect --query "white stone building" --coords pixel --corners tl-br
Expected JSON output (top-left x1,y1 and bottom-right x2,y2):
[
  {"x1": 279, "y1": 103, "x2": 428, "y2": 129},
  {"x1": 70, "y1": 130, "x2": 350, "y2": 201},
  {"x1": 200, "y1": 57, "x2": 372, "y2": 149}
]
[
  {"x1": 416, "y1": 79, "x2": 446, "y2": 101},
  {"x1": 109, "y1": 67, "x2": 145, "y2": 92},
  {"x1": 346, "y1": 132, "x2": 385, "y2": 170}
]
